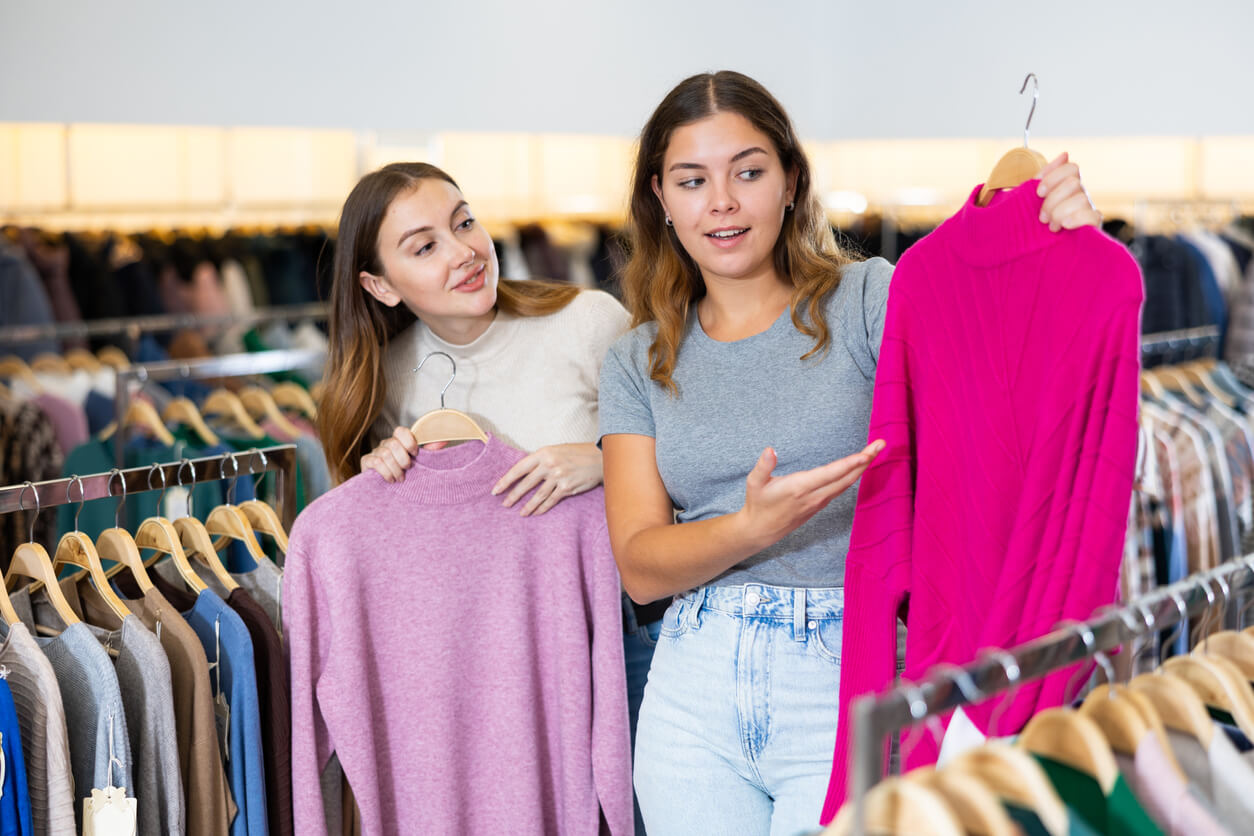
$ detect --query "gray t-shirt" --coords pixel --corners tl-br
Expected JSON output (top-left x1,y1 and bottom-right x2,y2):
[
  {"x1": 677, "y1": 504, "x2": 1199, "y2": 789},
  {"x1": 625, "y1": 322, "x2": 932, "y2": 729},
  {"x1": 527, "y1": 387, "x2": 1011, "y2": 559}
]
[{"x1": 598, "y1": 257, "x2": 893, "y2": 588}]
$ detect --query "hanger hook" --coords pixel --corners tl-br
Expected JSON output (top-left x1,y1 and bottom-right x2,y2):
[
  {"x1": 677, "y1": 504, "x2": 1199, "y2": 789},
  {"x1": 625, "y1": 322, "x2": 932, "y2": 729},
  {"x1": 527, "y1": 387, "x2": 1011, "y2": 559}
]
[
  {"x1": 1197, "y1": 578, "x2": 1218, "y2": 652},
  {"x1": 1020, "y1": 72, "x2": 1039, "y2": 148},
  {"x1": 106, "y1": 468, "x2": 127, "y2": 530},
  {"x1": 932, "y1": 663, "x2": 985, "y2": 705},
  {"x1": 1059, "y1": 619, "x2": 1115, "y2": 702},
  {"x1": 901, "y1": 679, "x2": 945, "y2": 760},
  {"x1": 414, "y1": 351, "x2": 457, "y2": 409},
  {"x1": 983, "y1": 648, "x2": 1022, "y2": 736},
  {"x1": 148, "y1": 462, "x2": 168, "y2": 515},
  {"x1": 65, "y1": 474, "x2": 86, "y2": 532},
  {"x1": 1160, "y1": 588, "x2": 1190, "y2": 664},
  {"x1": 1210, "y1": 569, "x2": 1231, "y2": 630},
  {"x1": 249, "y1": 447, "x2": 268, "y2": 495},
  {"x1": 1240, "y1": 555, "x2": 1254, "y2": 628},
  {"x1": 1131, "y1": 600, "x2": 1159, "y2": 671},
  {"x1": 1096, "y1": 604, "x2": 1145, "y2": 681},
  {"x1": 223, "y1": 451, "x2": 241, "y2": 505},
  {"x1": 178, "y1": 458, "x2": 195, "y2": 518},
  {"x1": 17, "y1": 481, "x2": 40, "y2": 544}
]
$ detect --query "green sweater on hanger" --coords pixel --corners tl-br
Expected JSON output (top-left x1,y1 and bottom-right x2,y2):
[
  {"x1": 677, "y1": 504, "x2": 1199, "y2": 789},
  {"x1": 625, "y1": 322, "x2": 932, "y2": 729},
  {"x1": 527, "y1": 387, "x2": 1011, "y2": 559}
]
[{"x1": 1033, "y1": 753, "x2": 1163, "y2": 836}]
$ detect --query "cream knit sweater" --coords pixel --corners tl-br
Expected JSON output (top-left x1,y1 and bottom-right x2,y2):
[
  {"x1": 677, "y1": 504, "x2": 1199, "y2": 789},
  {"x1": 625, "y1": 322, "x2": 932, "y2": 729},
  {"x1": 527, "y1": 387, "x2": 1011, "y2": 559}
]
[{"x1": 376, "y1": 289, "x2": 631, "y2": 452}]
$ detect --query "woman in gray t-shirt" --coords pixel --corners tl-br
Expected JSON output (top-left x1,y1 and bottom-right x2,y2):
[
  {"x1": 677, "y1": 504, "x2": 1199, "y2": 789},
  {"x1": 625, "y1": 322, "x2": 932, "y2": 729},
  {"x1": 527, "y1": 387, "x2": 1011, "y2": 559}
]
[{"x1": 599, "y1": 70, "x2": 1101, "y2": 834}]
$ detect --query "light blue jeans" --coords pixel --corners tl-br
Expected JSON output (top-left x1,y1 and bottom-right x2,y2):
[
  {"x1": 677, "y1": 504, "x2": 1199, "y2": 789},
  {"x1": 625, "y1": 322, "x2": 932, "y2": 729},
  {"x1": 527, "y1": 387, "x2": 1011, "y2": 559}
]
[{"x1": 634, "y1": 584, "x2": 844, "y2": 836}]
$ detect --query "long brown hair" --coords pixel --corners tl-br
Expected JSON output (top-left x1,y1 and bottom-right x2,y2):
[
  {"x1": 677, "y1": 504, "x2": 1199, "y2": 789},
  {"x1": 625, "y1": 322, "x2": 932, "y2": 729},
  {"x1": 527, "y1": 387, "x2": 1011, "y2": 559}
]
[
  {"x1": 318, "y1": 162, "x2": 581, "y2": 484},
  {"x1": 622, "y1": 70, "x2": 856, "y2": 394}
]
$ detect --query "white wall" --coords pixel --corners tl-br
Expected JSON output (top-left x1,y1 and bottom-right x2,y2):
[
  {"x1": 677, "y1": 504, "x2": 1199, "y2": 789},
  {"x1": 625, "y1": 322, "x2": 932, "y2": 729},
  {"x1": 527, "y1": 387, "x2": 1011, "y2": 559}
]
[{"x1": 3, "y1": 0, "x2": 1252, "y2": 140}]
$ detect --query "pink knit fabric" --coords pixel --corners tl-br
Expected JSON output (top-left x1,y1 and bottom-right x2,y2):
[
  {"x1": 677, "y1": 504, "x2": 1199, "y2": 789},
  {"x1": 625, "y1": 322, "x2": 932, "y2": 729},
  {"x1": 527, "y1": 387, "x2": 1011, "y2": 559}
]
[
  {"x1": 285, "y1": 435, "x2": 633, "y2": 835},
  {"x1": 821, "y1": 180, "x2": 1144, "y2": 822}
]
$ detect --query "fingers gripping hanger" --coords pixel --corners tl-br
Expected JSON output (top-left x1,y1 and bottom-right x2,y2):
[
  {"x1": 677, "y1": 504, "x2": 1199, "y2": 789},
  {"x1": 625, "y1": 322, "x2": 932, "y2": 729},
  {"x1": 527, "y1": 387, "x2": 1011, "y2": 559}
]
[
  {"x1": 134, "y1": 459, "x2": 207, "y2": 595},
  {"x1": 5, "y1": 483, "x2": 79, "y2": 627},
  {"x1": 409, "y1": 351, "x2": 489, "y2": 447},
  {"x1": 51, "y1": 474, "x2": 131, "y2": 621},
  {"x1": 177, "y1": 455, "x2": 240, "y2": 592},
  {"x1": 977, "y1": 73, "x2": 1048, "y2": 207}
]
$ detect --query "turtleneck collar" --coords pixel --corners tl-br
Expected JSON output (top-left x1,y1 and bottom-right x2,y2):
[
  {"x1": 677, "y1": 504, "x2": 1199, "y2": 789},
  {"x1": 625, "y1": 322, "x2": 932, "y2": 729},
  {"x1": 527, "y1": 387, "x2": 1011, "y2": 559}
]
[
  {"x1": 386, "y1": 434, "x2": 516, "y2": 505},
  {"x1": 951, "y1": 179, "x2": 1059, "y2": 267}
]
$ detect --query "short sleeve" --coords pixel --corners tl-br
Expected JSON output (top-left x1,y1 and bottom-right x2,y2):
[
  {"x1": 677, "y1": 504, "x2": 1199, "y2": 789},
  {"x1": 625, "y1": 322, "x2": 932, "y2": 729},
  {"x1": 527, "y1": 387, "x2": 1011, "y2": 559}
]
[
  {"x1": 597, "y1": 333, "x2": 656, "y2": 444},
  {"x1": 862, "y1": 257, "x2": 894, "y2": 363},
  {"x1": 572, "y1": 290, "x2": 633, "y2": 395},
  {"x1": 831, "y1": 257, "x2": 895, "y2": 379}
]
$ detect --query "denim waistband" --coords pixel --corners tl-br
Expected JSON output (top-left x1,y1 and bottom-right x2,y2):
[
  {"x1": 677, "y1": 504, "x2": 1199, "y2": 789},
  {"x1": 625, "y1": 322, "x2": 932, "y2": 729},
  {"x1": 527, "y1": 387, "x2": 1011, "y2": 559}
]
[{"x1": 671, "y1": 584, "x2": 845, "y2": 642}]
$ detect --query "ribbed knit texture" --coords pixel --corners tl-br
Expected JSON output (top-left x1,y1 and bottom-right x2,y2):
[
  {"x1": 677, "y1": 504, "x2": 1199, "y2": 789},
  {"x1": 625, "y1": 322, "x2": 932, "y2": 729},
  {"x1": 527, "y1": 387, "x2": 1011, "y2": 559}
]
[
  {"x1": 285, "y1": 435, "x2": 633, "y2": 835},
  {"x1": 114, "y1": 580, "x2": 234, "y2": 836},
  {"x1": 12, "y1": 590, "x2": 135, "y2": 834},
  {"x1": 376, "y1": 289, "x2": 630, "y2": 451},
  {"x1": 0, "y1": 621, "x2": 75, "y2": 836},
  {"x1": 62, "y1": 578, "x2": 187, "y2": 836},
  {"x1": 822, "y1": 181, "x2": 1143, "y2": 821},
  {"x1": 0, "y1": 676, "x2": 32, "y2": 836}
]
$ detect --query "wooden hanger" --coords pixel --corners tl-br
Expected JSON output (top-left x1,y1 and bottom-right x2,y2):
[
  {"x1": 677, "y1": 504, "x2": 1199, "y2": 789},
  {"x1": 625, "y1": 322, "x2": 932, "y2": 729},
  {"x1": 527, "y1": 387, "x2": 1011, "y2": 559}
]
[
  {"x1": 134, "y1": 517, "x2": 208, "y2": 595},
  {"x1": 270, "y1": 381, "x2": 318, "y2": 420},
  {"x1": 1161, "y1": 654, "x2": 1254, "y2": 738},
  {"x1": 1129, "y1": 672, "x2": 1216, "y2": 749},
  {"x1": 99, "y1": 398, "x2": 176, "y2": 446},
  {"x1": 823, "y1": 776, "x2": 964, "y2": 836},
  {"x1": 239, "y1": 385, "x2": 304, "y2": 439},
  {"x1": 51, "y1": 531, "x2": 131, "y2": 621},
  {"x1": 238, "y1": 499, "x2": 289, "y2": 554},
  {"x1": 1078, "y1": 684, "x2": 1152, "y2": 758},
  {"x1": 0, "y1": 355, "x2": 40, "y2": 391},
  {"x1": 204, "y1": 504, "x2": 266, "y2": 569},
  {"x1": 161, "y1": 397, "x2": 221, "y2": 447},
  {"x1": 64, "y1": 348, "x2": 103, "y2": 374},
  {"x1": 30, "y1": 353, "x2": 72, "y2": 376},
  {"x1": 1017, "y1": 708, "x2": 1120, "y2": 796},
  {"x1": 175, "y1": 516, "x2": 239, "y2": 592},
  {"x1": 410, "y1": 351, "x2": 489, "y2": 447},
  {"x1": 905, "y1": 767, "x2": 1018, "y2": 836},
  {"x1": 1199, "y1": 630, "x2": 1254, "y2": 680},
  {"x1": 96, "y1": 527, "x2": 155, "y2": 596},
  {"x1": 1173, "y1": 362, "x2": 1239, "y2": 408},
  {"x1": 977, "y1": 74, "x2": 1047, "y2": 207},
  {"x1": 6, "y1": 542, "x2": 81, "y2": 627},
  {"x1": 202, "y1": 389, "x2": 266, "y2": 439},
  {"x1": 96, "y1": 346, "x2": 131, "y2": 370},
  {"x1": 946, "y1": 743, "x2": 1069, "y2": 836}
]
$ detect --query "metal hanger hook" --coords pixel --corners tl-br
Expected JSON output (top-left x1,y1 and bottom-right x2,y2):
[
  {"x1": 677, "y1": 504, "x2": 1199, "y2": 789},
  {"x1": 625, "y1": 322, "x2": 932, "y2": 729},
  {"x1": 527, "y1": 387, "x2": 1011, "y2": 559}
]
[
  {"x1": 932, "y1": 663, "x2": 984, "y2": 704},
  {"x1": 66, "y1": 474, "x2": 87, "y2": 532},
  {"x1": 983, "y1": 648, "x2": 1022, "y2": 736},
  {"x1": 249, "y1": 447, "x2": 268, "y2": 494},
  {"x1": 414, "y1": 351, "x2": 457, "y2": 409},
  {"x1": 17, "y1": 481, "x2": 40, "y2": 544},
  {"x1": 1160, "y1": 589, "x2": 1190, "y2": 664},
  {"x1": 177, "y1": 458, "x2": 195, "y2": 518},
  {"x1": 106, "y1": 469, "x2": 128, "y2": 530},
  {"x1": 1020, "y1": 72, "x2": 1039, "y2": 148},
  {"x1": 1198, "y1": 578, "x2": 1218, "y2": 652},
  {"x1": 1210, "y1": 570, "x2": 1231, "y2": 628},
  {"x1": 1097, "y1": 604, "x2": 1145, "y2": 680},
  {"x1": 223, "y1": 451, "x2": 241, "y2": 505},
  {"x1": 901, "y1": 680, "x2": 945, "y2": 759},
  {"x1": 147, "y1": 462, "x2": 168, "y2": 514}
]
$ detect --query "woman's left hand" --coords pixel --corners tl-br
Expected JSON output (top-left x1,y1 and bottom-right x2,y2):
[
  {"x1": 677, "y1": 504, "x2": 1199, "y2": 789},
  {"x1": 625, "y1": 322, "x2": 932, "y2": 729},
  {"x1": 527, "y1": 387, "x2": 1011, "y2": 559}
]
[
  {"x1": 1038, "y1": 152, "x2": 1102, "y2": 232},
  {"x1": 491, "y1": 442, "x2": 604, "y2": 517}
]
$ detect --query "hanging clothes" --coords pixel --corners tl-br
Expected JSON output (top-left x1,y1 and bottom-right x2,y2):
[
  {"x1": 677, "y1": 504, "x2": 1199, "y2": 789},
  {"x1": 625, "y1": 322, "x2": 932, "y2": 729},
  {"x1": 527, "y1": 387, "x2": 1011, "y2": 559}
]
[{"x1": 824, "y1": 180, "x2": 1144, "y2": 816}]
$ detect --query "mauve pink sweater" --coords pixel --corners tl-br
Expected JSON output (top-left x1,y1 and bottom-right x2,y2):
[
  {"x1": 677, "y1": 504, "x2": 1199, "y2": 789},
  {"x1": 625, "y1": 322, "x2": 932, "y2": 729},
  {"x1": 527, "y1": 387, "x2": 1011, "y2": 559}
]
[
  {"x1": 821, "y1": 180, "x2": 1144, "y2": 822},
  {"x1": 285, "y1": 435, "x2": 633, "y2": 835}
]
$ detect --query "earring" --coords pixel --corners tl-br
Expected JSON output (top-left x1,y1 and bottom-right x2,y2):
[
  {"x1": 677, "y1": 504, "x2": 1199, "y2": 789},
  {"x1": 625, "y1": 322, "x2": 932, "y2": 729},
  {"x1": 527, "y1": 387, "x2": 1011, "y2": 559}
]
[
  {"x1": 786, "y1": 202, "x2": 795, "y2": 211},
  {"x1": 665, "y1": 216, "x2": 673, "y2": 227}
]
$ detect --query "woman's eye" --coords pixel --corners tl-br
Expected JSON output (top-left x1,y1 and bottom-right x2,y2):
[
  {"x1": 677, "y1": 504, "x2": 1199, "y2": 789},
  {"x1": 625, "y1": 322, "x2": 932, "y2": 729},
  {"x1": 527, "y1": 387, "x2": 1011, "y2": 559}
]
[
  {"x1": 415, "y1": 242, "x2": 434, "y2": 256},
  {"x1": 458, "y1": 217, "x2": 475, "y2": 230},
  {"x1": 678, "y1": 177, "x2": 704, "y2": 190},
  {"x1": 739, "y1": 168, "x2": 763, "y2": 181}
]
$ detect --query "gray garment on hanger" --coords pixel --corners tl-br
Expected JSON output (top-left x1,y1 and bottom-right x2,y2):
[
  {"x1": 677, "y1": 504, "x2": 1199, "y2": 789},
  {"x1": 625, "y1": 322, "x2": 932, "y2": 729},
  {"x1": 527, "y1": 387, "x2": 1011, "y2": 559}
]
[
  {"x1": 11, "y1": 588, "x2": 135, "y2": 832},
  {"x1": 0, "y1": 619, "x2": 77, "y2": 836},
  {"x1": 1167, "y1": 727, "x2": 1254, "y2": 831},
  {"x1": 233, "y1": 557, "x2": 284, "y2": 638}
]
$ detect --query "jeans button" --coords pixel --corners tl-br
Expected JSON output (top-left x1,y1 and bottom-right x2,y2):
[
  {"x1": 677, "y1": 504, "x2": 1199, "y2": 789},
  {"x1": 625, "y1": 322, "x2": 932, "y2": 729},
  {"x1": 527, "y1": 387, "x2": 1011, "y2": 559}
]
[{"x1": 745, "y1": 592, "x2": 761, "y2": 606}]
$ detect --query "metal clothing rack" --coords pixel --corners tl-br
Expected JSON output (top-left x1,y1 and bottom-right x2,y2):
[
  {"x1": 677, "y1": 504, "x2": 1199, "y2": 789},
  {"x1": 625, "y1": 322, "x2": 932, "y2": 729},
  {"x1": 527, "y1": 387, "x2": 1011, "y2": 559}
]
[
  {"x1": 0, "y1": 302, "x2": 328, "y2": 355},
  {"x1": 113, "y1": 348, "x2": 324, "y2": 467},
  {"x1": 845, "y1": 555, "x2": 1254, "y2": 834},
  {"x1": 0, "y1": 444, "x2": 300, "y2": 532},
  {"x1": 1140, "y1": 325, "x2": 1221, "y2": 367}
]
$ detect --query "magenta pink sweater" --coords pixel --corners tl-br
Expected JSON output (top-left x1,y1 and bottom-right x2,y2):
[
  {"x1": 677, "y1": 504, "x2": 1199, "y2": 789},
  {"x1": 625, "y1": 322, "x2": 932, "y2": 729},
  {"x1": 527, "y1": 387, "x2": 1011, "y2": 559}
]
[
  {"x1": 285, "y1": 435, "x2": 633, "y2": 835},
  {"x1": 821, "y1": 181, "x2": 1144, "y2": 822}
]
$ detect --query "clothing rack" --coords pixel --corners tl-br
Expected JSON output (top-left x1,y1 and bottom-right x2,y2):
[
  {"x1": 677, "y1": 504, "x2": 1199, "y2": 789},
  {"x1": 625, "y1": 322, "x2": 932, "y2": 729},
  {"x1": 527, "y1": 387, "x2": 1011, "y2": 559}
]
[
  {"x1": 0, "y1": 302, "x2": 328, "y2": 354},
  {"x1": 113, "y1": 348, "x2": 324, "y2": 467},
  {"x1": 1139, "y1": 325, "x2": 1221, "y2": 366},
  {"x1": 846, "y1": 555, "x2": 1254, "y2": 835},
  {"x1": 0, "y1": 443, "x2": 300, "y2": 531}
]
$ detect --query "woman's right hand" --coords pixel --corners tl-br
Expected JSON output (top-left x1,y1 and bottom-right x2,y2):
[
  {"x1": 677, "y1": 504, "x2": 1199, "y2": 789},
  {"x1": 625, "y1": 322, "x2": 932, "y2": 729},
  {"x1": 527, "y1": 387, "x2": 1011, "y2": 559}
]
[
  {"x1": 361, "y1": 426, "x2": 421, "y2": 482},
  {"x1": 735, "y1": 440, "x2": 886, "y2": 550}
]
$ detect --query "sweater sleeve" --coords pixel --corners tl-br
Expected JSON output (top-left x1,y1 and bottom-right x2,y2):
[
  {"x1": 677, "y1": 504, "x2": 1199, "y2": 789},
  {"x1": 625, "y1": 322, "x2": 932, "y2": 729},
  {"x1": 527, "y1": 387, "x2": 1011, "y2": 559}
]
[
  {"x1": 586, "y1": 518, "x2": 634, "y2": 835},
  {"x1": 821, "y1": 278, "x2": 916, "y2": 824},
  {"x1": 283, "y1": 540, "x2": 335, "y2": 836}
]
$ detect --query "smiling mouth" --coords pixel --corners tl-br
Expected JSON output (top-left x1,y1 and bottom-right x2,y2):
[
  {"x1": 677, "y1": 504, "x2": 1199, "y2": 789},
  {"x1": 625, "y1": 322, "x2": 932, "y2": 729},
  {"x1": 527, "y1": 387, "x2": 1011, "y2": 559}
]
[
  {"x1": 706, "y1": 228, "x2": 748, "y2": 240},
  {"x1": 458, "y1": 266, "x2": 484, "y2": 287}
]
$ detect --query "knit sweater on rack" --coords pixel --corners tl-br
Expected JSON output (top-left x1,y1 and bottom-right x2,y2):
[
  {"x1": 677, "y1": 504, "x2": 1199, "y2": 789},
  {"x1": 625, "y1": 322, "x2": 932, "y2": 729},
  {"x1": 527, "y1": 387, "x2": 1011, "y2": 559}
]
[
  {"x1": 821, "y1": 180, "x2": 1144, "y2": 821},
  {"x1": 284, "y1": 435, "x2": 633, "y2": 835},
  {"x1": 376, "y1": 289, "x2": 630, "y2": 451}
]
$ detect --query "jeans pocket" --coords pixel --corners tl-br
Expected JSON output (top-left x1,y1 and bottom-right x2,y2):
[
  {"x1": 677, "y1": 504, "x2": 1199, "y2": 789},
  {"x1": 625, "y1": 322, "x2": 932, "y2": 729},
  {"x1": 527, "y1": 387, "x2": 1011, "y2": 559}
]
[
  {"x1": 810, "y1": 616, "x2": 844, "y2": 664},
  {"x1": 637, "y1": 620, "x2": 662, "y2": 648},
  {"x1": 658, "y1": 601, "x2": 689, "y2": 639}
]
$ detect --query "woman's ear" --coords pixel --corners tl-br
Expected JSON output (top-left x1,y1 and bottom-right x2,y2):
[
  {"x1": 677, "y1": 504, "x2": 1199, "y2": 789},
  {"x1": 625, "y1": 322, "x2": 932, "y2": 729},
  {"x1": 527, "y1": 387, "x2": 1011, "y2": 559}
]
[
  {"x1": 359, "y1": 270, "x2": 400, "y2": 307},
  {"x1": 786, "y1": 166, "x2": 800, "y2": 208},
  {"x1": 651, "y1": 174, "x2": 670, "y2": 220}
]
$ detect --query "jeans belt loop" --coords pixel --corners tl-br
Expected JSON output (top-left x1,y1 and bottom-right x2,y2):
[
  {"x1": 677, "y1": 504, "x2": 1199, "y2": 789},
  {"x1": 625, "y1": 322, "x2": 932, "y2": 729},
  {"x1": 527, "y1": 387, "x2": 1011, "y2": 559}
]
[
  {"x1": 793, "y1": 588, "x2": 807, "y2": 642},
  {"x1": 688, "y1": 586, "x2": 709, "y2": 630}
]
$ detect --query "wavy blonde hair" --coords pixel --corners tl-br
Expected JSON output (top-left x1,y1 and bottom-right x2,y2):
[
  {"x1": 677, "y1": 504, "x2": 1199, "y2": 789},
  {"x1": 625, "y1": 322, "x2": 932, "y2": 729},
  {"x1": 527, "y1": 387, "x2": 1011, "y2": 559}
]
[
  {"x1": 622, "y1": 70, "x2": 857, "y2": 394},
  {"x1": 318, "y1": 162, "x2": 580, "y2": 484}
]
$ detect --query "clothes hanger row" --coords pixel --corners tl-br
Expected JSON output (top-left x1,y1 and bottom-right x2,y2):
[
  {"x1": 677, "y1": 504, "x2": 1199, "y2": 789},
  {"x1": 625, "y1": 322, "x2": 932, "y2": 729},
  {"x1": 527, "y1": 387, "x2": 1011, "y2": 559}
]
[{"x1": 831, "y1": 562, "x2": 1254, "y2": 836}]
